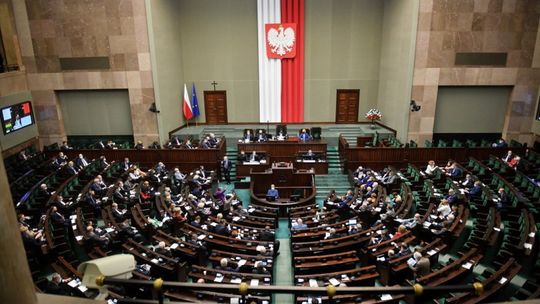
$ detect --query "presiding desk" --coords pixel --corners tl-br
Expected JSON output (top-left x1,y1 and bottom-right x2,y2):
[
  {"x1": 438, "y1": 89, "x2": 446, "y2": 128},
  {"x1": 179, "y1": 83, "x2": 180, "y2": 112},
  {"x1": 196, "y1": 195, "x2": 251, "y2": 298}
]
[{"x1": 238, "y1": 138, "x2": 328, "y2": 174}]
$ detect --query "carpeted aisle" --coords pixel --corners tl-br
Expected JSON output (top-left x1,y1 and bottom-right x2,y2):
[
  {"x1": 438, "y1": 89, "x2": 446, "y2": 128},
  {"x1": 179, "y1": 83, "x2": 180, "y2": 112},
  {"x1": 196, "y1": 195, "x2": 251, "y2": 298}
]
[{"x1": 274, "y1": 219, "x2": 294, "y2": 304}]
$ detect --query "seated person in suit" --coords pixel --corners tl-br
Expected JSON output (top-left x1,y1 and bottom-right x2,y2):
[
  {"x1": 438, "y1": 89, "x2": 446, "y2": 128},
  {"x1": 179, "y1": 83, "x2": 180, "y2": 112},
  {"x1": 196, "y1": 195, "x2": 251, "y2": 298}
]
[
  {"x1": 460, "y1": 174, "x2": 475, "y2": 189},
  {"x1": 184, "y1": 139, "x2": 194, "y2": 149},
  {"x1": 54, "y1": 152, "x2": 68, "y2": 168},
  {"x1": 303, "y1": 149, "x2": 318, "y2": 160},
  {"x1": 276, "y1": 125, "x2": 287, "y2": 140},
  {"x1": 96, "y1": 141, "x2": 106, "y2": 149},
  {"x1": 122, "y1": 157, "x2": 132, "y2": 172},
  {"x1": 105, "y1": 140, "x2": 117, "y2": 149},
  {"x1": 111, "y1": 202, "x2": 125, "y2": 222},
  {"x1": 446, "y1": 162, "x2": 462, "y2": 178},
  {"x1": 252, "y1": 261, "x2": 269, "y2": 274},
  {"x1": 398, "y1": 243, "x2": 411, "y2": 256},
  {"x1": 299, "y1": 128, "x2": 312, "y2": 141},
  {"x1": 134, "y1": 140, "x2": 144, "y2": 149},
  {"x1": 243, "y1": 130, "x2": 254, "y2": 142},
  {"x1": 436, "y1": 199, "x2": 452, "y2": 217},
  {"x1": 60, "y1": 141, "x2": 73, "y2": 150},
  {"x1": 411, "y1": 252, "x2": 431, "y2": 277},
  {"x1": 154, "y1": 241, "x2": 173, "y2": 258},
  {"x1": 99, "y1": 156, "x2": 109, "y2": 168},
  {"x1": 214, "y1": 219, "x2": 230, "y2": 236},
  {"x1": 149, "y1": 141, "x2": 161, "y2": 149},
  {"x1": 445, "y1": 189, "x2": 458, "y2": 204},
  {"x1": 50, "y1": 206, "x2": 68, "y2": 225},
  {"x1": 65, "y1": 161, "x2": 79, "y2": 175},
  {"x1": 493, "y1": 138, "x2": 508, "y2": 148},
  {"x1": 75, "y1": 154, "x2": 90, "y2": 170},
  {"x1": 266, "y1": 184, "x2": 279, "y2": 200},
  {"x1": 496, "y1": 187, "x2": 511, "y2": 210},
  {"x1": 238, "y1": 150, "x2": 247, "y2": 162},
  {"x1": 467, "y1": 181, "x2": 483, "y2": 198},
  {"x1": 86, "y1": 225, "x2": 109, "y2": 248},
  {"x1": 37, "y1": 183, "x2": 52, "y2": 202},
  {"x1": 292, "y1": 218, "x2": 307, "y2": 229},
  {"x1": 200, "y1": 138, "x2": 211, "y2": 149},
  {"x1": 248, "y1": 151, "x2": 260, "y2": 162},
  {"x1": 118, "y1": 218, "x2": 143, "y2": 242},
  {"x1": 217, "y1": 258, "x2": 239, "y2": 272},
  {"x1": 502, "y1": 150, "x2": 514, "y2": 162},
  {"x1": 208, "y1": 133, "x2": 219, "y2": 147},
  {"x1": 256, "y1": 129, "x2": 267, "y2": 142},
  {"x1": 45, "y1": 273, "x2": 72, "y2": 296}
]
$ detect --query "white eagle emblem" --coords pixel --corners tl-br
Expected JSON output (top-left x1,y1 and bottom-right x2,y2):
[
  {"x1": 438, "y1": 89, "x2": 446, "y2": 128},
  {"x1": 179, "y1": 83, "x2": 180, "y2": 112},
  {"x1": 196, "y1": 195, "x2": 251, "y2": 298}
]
[{"x1": 267, "y1": 25, "x2": 295, "y2": 56}]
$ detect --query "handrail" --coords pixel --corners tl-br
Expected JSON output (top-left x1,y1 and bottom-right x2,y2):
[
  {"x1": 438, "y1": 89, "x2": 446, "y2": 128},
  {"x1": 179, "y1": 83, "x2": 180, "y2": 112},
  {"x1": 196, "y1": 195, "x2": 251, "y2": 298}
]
[{"x1": 98, "y1": 277, "x2": 483, "y2": 304}]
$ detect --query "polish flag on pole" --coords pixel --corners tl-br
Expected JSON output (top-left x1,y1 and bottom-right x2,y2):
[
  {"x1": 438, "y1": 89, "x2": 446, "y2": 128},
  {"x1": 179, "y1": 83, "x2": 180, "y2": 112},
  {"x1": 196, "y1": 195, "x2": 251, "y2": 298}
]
[{"x1": 182, "y1": 84, "x2": 193, "y2": 120}]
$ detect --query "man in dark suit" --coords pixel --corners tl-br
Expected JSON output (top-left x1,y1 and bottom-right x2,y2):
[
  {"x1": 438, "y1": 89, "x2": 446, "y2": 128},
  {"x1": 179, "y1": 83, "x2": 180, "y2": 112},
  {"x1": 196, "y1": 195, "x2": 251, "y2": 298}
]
[
  {"x1": 37, "y1": 183, "x2": 52, "y2": 202},
  {"x1": 75, "y1": 153, "x2": 89, "y2": 170},
  {"x1": 111, "y1": 203, "x2": 125, "y2": 222},
  {"x1": 96, "y1": 141, "x2": 106, "y2": 149},
  {"x1": 86, "y1": 190, "x2": 101, "y2": 213},
  {"x1": 54, "y1": 152, "x2": 68, "y2": 168},
  {"x1": 256, "y1": 130, "x2": 267, "y2": 142},
  {"x1": 243, "y1": 130, "x2": 254, "y2": 142},
  {"x1": 134, "y1": 141, "x2": 144, "y2": 149},
  {"x1": 50, "y1": 206, "x2": 67, "y2": 225},
  {"x1": 468, "y1": 181, "x2": 483, "y2": 199},
  {"x1": 238, "y1": 150, "x2": 247, "y2": 162},
  {"x1": 214, "y1": 219, "x2": 230, "y2": 236},
  {"x1": 87, "y1": 226, "x2": 109, "y2": 248},
  {"x1": 45, "y1": 273, "x2": 71, "y2": 296},
  {"x1": 249, "y1": 151, "x2": 260, "y2": 162},
  {"x1": 221, "y1": 156, "x2": 232, "y2": 184},
  {"x1": 154, "y1": 241, "x2": 173, "y2": 258},
  {"x1": 299, "y1": 129, "x2": 312, "y2": 141},
  {"x1": 122, "y1": 158, "x2": 132, "y2": 172}
]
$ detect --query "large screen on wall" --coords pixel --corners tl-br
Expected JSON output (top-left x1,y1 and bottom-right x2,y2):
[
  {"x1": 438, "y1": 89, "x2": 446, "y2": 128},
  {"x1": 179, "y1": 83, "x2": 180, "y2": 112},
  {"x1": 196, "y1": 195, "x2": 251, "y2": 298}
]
[{"x1": 1, "y1": 101, "x2": 35, "y2": 135}]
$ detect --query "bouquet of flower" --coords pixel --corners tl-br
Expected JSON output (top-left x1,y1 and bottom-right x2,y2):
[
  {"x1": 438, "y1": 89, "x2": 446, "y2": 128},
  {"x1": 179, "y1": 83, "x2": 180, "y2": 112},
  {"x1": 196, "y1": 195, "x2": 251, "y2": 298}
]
[{"x1": 365, "y1": 109, "x2": 382, "y2": 122}]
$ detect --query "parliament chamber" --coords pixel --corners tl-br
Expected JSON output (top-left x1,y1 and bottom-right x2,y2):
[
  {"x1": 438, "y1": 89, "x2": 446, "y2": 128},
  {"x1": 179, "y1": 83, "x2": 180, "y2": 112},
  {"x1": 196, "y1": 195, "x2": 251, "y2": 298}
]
[{"x1": 1, "y1": 1, "x2": 540, "y2": 304}]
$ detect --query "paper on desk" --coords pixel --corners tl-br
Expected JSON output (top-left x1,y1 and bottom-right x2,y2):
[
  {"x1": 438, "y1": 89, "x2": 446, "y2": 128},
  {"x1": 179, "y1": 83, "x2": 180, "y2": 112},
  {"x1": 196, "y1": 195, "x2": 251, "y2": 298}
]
[
  {"x1": 67, "y1": 280, "x2": 79, "y2": 288},
  {"x1": 427, "y1": 249, "x2": 437, "y2": 256},
  {"x1": 250, "y1": 279, "x2": 259, "y2": 286},
  {"x1": 151, "y1": 258, "x2": 159, "y2": 264},
  {"x1": 461, "y1": 262, "x2": 473, "y2": 270},
  {"x1": 198, "y1": 235, "x2": 207, "y2": 240},
  {"x1": 78, "y1": 285, "x2": 88, "y2": 292},
  {"x1": 380, "y1": 294, "x2": 393, "y2": 301},
  {"x1": 524, "y1": 243, "x2": 533, "y2": 249},
  {"x1": 75, "y1": 235, "x2": 83, "y2": 241},
  {"x1": 170, "y1": 243, "x2": 179, "y2": 249},
  {"x1": 309, "y1": 279, "x2": 318, "y2": 287},
  {"x1": 237, "y1": 259, "x2": 247, "y2": 267},
  {"x1": 529, "y1": 232, "x2": 536, "y2": 237},
  {"x1": 499, "y1": 277, "x2": 508, "y2": 284},
  {"x1": 328, "y1": 278, "x2": 340, "y2": 286},
  {"x1": 214, "y1": 276, "x2": 224, "y2": 283},
  {"x1": 230, "y1": 278, "x2": 241, "y2": 284},
  {"x1": 232, "y1": 217, "x2": 240, "y2": 222}
]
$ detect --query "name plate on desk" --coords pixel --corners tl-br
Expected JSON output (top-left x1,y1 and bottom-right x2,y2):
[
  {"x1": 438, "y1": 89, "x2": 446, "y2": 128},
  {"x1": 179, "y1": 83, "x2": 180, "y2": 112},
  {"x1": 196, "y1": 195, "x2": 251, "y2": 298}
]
[{"x1": 243, "y1": 161, "x2": 260, "y2": 165}]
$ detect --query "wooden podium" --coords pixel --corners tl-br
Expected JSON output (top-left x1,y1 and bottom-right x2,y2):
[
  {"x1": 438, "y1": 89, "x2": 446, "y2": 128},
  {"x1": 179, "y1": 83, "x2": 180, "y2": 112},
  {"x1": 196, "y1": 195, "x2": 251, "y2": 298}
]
[{"x1": 250, "y1": 162, "x2": 316, "y2": 216}]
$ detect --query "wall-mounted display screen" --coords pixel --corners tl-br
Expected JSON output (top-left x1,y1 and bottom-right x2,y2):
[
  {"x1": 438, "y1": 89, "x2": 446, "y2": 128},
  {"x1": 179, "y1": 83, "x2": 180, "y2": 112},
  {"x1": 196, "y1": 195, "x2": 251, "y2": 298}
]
[{"x1": 1, "y1": 101, "x2": 35, "y2": 134}]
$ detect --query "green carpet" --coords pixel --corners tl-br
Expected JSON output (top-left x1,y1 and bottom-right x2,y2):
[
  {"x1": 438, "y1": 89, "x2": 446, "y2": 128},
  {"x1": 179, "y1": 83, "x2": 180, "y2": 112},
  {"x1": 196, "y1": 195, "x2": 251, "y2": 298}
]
[{"x1": 273, "y1": 232, "x2": 294, "y2": 304}]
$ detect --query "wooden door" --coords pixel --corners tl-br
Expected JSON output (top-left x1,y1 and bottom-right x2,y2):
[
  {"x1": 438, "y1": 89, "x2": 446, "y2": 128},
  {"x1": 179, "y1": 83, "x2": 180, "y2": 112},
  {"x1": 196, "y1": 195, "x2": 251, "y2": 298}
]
[
  {"x1": 335, "y1": 89, "x2": 359, "y2": 123},
  {"x1": 204, "y1": 91, "x2": 228, "y2": 124}
]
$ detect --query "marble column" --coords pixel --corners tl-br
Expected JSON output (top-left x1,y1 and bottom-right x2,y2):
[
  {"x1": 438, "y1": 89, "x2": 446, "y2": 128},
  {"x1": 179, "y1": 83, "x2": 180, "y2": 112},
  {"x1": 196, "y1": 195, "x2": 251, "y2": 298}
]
[{"x1": 0, "y1": 157, "x2": 37, "y2": 304}]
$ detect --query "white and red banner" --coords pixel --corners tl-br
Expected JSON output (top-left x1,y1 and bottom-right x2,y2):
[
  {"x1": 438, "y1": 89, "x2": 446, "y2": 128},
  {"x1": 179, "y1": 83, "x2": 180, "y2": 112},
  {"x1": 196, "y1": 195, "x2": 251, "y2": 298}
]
[
  {"x1": 265, "y1": 23, "x2": 296, "y2": 59},
  {"x1": 258, "y1": 0, "x2": 304, "y2": 123},
  {"x1": 182, "y1": 83, "x2": 193, "y2": 120}
]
